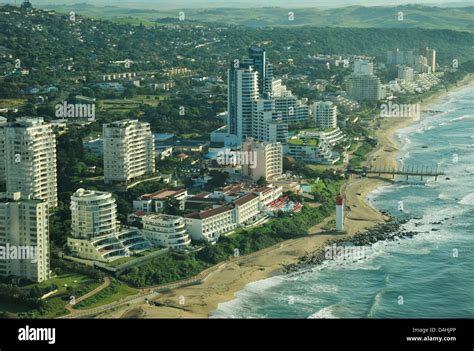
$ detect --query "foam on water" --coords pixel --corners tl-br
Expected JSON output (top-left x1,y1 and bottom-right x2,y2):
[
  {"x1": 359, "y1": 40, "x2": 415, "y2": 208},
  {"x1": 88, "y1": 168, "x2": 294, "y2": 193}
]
[
  {"x1": 308, "y1": 305, "x2": 338, "y2": 319},
  {"x1": 459, "y1": 192, "x2": 474, "y2": 206}
]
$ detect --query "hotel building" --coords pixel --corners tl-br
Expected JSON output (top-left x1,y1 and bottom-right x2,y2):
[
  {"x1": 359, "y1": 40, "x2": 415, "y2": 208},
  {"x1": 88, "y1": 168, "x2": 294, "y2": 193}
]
[
  {"x1": 233, "y1": 193, "x2": 260, "y2": 226},
  {"x1": 185, "y1": 205, "x2": 237, "y2": 243}
]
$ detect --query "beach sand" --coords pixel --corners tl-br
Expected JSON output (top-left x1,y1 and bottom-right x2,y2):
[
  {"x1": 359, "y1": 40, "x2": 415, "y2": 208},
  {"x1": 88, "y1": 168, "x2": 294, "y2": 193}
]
[{"x1": 95, "y1": 75, "x2": 474, "y2": 319}]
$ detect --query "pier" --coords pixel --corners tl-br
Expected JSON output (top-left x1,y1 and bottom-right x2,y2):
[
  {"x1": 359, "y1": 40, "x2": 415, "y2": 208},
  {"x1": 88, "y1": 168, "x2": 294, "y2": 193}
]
[{"x1": 348, "y1": 165, "x2": 445, "y2": 181}]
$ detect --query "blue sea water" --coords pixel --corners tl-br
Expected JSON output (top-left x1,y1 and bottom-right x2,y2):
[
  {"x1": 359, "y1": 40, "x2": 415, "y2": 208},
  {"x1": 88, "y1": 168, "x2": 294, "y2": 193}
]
[{"x1": 211, "y1": 85, "x2": 474, "y2": 318}]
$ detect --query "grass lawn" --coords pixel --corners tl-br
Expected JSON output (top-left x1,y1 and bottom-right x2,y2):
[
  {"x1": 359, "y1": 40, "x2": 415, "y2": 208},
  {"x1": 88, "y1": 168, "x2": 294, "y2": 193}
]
[
  {"x1": 308, "y1": 164, "x2": 333, "y2": 172},
  {"x1": 1, "y1": 273, "x2": 102, "y2": 318},
  {"x1": 32, "y1": 273, "x2": 98, "y2": 295},
  {"x1": 75, "y1": 280, "x2": 138, "y2": 310}
]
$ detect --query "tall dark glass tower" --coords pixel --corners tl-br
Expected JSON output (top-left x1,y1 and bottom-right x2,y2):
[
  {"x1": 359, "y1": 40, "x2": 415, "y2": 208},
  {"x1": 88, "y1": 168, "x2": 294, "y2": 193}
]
[{"x1": 248, "y1": 46, "x2": 266, "y2": 95}]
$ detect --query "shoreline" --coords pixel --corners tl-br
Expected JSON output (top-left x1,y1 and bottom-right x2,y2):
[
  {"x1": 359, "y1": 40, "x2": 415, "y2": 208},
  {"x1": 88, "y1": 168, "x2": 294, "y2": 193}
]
[{"x1": 95, "y1": 75, "x2": 474, "y2": 319}]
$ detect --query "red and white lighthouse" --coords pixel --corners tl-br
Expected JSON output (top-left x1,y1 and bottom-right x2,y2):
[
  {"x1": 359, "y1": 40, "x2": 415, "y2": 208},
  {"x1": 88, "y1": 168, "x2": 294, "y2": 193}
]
[{"x1": 336, "y1": 195, "x2": 344, "y2": 232}]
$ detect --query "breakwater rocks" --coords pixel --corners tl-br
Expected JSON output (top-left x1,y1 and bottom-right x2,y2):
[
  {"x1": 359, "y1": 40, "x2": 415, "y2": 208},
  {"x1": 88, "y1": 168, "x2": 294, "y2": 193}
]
[{"x1": 283, "y1": 218, "x2": 417, "y2": 273}]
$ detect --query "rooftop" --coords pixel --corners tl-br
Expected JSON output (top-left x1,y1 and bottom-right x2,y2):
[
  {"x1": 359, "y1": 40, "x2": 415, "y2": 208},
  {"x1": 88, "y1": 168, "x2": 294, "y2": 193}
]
[
  {"x1": 233, "y1": 193, "x2": 259, "y2": 206},
  {"x1": 185, "y1": 205, "x2": 233, "y2": 220},
  {"x1": 141, "y1": 189, "x2": 186, "y2": 200}
]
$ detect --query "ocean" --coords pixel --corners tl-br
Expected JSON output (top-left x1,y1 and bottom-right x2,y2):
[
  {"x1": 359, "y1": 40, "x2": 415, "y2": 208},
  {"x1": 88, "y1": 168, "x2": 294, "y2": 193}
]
[{"x1": 211, "y1": 84, "x2": 474, "y2": 318}]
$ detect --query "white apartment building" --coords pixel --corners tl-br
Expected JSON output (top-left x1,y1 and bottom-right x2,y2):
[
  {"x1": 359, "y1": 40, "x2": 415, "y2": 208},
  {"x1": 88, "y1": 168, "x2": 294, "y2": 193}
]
[
  {"x1": 68, "y1": 227, "x2": 150, "y2": 262},
  {"x1": 312, "y1": 101, "x2": 338, "y2": 129},
  {"x1": 68, "y1": 189, "x2": 153, "y2": 262},
  {"x1": 227, "y1": 66, "x2": 259, "y2": 142},
  {"x1": 284, "y1": 138, "x2": 339, "y2": 165},
  {"x1": 241, "y1": 138, "x2": 283, "y2": 182},
  {"x1": 142, "y1": 214, "x2": 191, "y2": 249},
  {"x1": 185, "y1": 205, "x2": 237, "y2": 243},
  {"x1": 274, "y1": 95, "x2": 309, "y2": 123},
  {"x1": 251, "y1": 99, "x2": 288, "y2": 143},
  {"x1": 0, "y1": 118, "x2": 58, "y2": 208},
  {"x1": 70, "y1": 189, "x2": 118, "y2": 239},
  {"x1": 103, "y1": 120, "x2": 155, "y2": 185},
  {"x1": 0, "y1": 192, "x2": 50, "y2": 282}
]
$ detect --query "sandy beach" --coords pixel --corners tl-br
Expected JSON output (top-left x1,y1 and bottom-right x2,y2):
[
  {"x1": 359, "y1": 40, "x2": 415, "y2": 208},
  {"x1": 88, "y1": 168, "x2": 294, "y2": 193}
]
[{"x1": 93, "y1": 75, "x2": 473, "y2": 319}]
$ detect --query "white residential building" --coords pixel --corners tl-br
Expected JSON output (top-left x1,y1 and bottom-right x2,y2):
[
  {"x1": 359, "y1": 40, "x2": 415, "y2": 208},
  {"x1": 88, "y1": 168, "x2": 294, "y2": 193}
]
[
  {"x1": 284, "y1": 138, "x2": 339, "y2": 165},
  {"x1": 241, "y1": 138, "x2": 283, "y2": 182},
  {"x1": 312, "y1": 101, "x2": 338, "y2": 129},
  {"x1": 68, "y1": 189, "x2": 152, "y2": 262},
  {"x1": 142, "y1": 214, "x2": 191, "y2": 249},
  {"x1": 0, "y1": 117, "x2": 58, "y2": 208},
  {"x1": 103, "y1": 120, "x2": 155, "y2": 185},
  {"x1": 67, "y1": 228, "x2": 150, "y2": 262},
  {"x1": 252, "y1": 98, "x2": 288, "y2": 143},
  {"x1": 227, "y1": 65, "x2": 259, "y2": 142},
  {"x1": 70, "y1": 189, "x2": 118, "y2": 239},
  {"x1": 0, "y1": 192, "x2": 50, "y2": 282}
]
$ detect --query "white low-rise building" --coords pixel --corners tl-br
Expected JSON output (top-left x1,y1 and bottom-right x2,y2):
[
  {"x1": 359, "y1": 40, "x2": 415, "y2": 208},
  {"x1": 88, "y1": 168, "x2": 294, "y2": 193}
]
[
  {"x1": 253, "y1": 185, "x2": 284, "y2": 209},
  {"x1": 133, "y1": 189, "x2": 188, "y2": 213},
  {"x1": 142, "y1": 214, "x2": 191, "y2": 249},
  {"x1": 284, "y1": 138, "x2": 339, "y2": 165},
  {"x1": 68, "y1": 228, "x2": 151, "y2": 262}
]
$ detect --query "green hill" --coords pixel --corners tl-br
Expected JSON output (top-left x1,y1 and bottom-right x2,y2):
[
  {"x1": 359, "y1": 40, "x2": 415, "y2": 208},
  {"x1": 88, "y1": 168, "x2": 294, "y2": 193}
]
[{"x1": 35, "y1": 4, "x2": 474, "y2": 32}]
